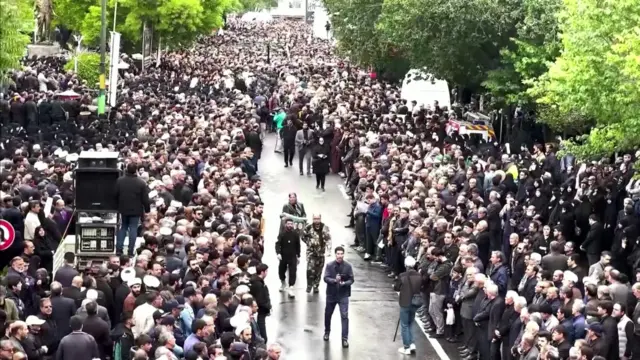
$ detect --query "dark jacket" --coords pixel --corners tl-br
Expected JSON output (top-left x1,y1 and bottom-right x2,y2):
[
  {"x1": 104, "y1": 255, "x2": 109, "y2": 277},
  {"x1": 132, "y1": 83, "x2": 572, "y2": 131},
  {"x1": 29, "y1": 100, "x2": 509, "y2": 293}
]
[
  {"x1": 249, "y1": 275, "x2": 272, "y2": 315},
  {"x1": 53, "y1": 265, "x2": 78, "y2": 288},
  {"x1": 56, "y1": 331, "x2": 100, "y2": 360},
  {"x1": 275, "y1": 230, "x2": 301, "y2": 258},
  {"x1": 110, "y1": 324, "x2": 134, "y2": 360},
  {"x1": 582, "y1": 222, "x2": 604, "y2": 255},
  {"x1": 281, "y1": 125, "x2": 297, "y2": 146},
  {"x1": 114, "y1": 173, "x2": 150, "y2": 216},
  {"x1": 324, "y1": 260, "x2": 354, "y2": 301},
  {"x1": 473, "y1": 296, "x2": 505, "y2": 341},
  {"x1": 600, "y1": 315, "x2": 619, "y2": 360},
  {"x1": 541, "y1": 253, "x2": 568, "y2": 273},
  {"x1": 82, "y1": 315, "x2": 111, "y2": 359},
  {"x1": 50, "y1": 294, "x2": 77, "y2": 338},
  {"x1": 215, "y1": 304, "x2": 233, "y2": 335},
  {"x1": 62, "y1": 286, "x2": 83, "y2": 309},
  {"x1": 488, "y1": 263, "x2": 509, "y2": 297},
  {"x1": 430, "y1": 260, "x2": 453, "y2": 295},
  {"x1": 393, "y1": 269, "x2": 422, "y2": 307}
]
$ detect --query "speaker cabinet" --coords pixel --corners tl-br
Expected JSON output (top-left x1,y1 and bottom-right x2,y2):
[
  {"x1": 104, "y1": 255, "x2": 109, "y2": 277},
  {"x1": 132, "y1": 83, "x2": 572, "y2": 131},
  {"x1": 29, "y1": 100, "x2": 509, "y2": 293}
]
[
  {"x1": 77, "y1": 151, "x2": 120, "y2": 169},
  {"x1": 74, "y1": 168, "x2": 121, "y2": 211}
]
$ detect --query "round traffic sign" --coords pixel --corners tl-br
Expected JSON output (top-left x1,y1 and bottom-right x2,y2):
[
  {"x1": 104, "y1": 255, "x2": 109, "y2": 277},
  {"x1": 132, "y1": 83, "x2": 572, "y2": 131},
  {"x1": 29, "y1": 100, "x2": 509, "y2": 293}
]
[{"x1": 0, "y1": 220, "x2": 16, "y2": 251}]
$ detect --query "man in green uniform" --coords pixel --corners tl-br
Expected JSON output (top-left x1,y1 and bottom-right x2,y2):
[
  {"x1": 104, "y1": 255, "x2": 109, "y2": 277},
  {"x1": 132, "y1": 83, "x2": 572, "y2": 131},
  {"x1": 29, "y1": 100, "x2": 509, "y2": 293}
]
[{"x1": 303, "y1": 214, "x2": 332, "y2": 293}]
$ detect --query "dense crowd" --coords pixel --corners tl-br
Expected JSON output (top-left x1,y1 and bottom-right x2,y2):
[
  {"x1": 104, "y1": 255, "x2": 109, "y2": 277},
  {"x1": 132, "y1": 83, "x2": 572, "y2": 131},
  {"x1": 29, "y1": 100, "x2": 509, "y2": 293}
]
[{"x1": 0, "y1": 14, "x2": 638, "y2": 360}]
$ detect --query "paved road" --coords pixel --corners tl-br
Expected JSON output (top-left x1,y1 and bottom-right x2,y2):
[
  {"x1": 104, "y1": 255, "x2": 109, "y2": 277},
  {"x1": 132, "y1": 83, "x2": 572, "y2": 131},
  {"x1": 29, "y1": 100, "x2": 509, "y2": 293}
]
[{"x1": 257, "y1": 134, "x2": 454, "y2": 360}]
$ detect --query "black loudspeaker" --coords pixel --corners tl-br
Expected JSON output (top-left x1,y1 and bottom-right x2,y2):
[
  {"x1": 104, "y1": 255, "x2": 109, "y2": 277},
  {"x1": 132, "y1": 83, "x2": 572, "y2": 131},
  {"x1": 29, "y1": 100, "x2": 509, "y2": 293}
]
[
  {"x1": 75, "y1": 168, "x2": 121, "y2": 211},
  {"x1": 77, "y1": 151, "x2": 120, "y2": 169}
]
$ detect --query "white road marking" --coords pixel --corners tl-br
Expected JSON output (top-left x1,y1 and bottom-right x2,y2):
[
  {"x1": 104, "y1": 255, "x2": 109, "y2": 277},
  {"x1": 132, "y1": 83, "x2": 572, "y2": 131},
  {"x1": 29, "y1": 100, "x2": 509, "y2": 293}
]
[
  {"x1": 396, "y1": 296, "x2": 452, "y2": 360},
  {"x1": 337, "y1": 184, "x2": 350, "y2": 200}
]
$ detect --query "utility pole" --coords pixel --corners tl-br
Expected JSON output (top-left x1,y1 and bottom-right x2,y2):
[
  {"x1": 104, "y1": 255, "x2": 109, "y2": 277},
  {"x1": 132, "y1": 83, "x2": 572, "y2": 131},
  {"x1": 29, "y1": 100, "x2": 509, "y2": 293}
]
[
  {"x1": 304, "y1": 0, "x2": 308, "y2": 22},
  {"x1": 98, "y1": 0, "x2": 107, "y2": 115}
]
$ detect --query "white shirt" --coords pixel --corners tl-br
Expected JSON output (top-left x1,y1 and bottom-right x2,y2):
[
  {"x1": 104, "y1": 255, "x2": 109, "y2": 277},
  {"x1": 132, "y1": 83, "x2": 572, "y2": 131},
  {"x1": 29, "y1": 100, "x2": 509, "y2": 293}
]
[
  {"x1": 132, "y1": 303, "x2": 157, "y2": 338},
  {"x1": 24, "y1": 212, "x2": 41, "y2": 241}
]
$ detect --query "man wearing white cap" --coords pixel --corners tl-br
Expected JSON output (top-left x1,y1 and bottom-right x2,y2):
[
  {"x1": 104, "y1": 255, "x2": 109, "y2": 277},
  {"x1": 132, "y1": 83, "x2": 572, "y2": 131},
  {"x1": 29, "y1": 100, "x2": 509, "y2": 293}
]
[
  {"x1": 123, "y1": 278, "x2": 142, "y2": 313},
  {"x1": 23, "y1": 316, "x2": 48, "y2": 359}
]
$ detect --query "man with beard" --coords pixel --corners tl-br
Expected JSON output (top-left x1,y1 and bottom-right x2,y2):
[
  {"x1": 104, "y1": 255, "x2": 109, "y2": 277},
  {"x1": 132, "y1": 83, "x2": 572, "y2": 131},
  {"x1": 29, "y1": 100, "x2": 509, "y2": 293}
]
[
  {"x1": 275, "y1": 219, "x2": 301, "y2": 299},
  {"x1": 123, "y1": 278, "x2": 143, "y2": 313},
  {"x1": 303, "y1": 214, "x2": 332, "y2": 294}
]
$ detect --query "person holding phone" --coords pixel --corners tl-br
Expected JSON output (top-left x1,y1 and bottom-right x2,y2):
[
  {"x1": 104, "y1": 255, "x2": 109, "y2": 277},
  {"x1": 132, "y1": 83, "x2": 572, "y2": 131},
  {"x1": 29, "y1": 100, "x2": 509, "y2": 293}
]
[{"x1": 323, "y1": 246, "x2": 354, "y2": 348}]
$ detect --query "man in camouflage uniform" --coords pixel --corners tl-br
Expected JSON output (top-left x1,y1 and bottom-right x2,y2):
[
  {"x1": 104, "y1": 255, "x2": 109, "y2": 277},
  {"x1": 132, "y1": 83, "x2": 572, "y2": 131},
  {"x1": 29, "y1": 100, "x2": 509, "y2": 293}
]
[{"x1": 303, "y1": 214, "x2": 332, "y2": 294}]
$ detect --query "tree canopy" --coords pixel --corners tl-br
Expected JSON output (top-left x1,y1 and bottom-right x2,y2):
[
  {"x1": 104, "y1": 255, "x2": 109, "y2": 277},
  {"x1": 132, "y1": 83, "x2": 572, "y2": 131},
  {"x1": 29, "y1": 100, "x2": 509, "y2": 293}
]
[
  {"x1": 324, "y1": 0, "x2": 640, "y2": 159},
  {"x1": 53, "y1": 0, "x2": 242, "y2": 49},
  {"x1": 0, "y1": 0, "x2": 33, "y2": 84}
]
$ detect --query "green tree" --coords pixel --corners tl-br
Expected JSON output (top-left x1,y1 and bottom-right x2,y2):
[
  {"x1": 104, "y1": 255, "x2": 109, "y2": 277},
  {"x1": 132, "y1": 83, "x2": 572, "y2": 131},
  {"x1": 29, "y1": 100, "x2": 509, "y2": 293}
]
[
  {"x1": 64, "y1": 52, "x2": 109, "y2": 85},
  {"x1": 322, "y1": 0, "x2": 404, "y2": 76},
  {"x1": 54, "y1": 0, "x2": 236, "y2": 49},
  {"x1": 484, "y1": 0, "x2": 562, "y2": 105},
  {"x1": 375, "y1": 0, "x2": 520, "y2": 88},
  {"x1": 0, "y1": 0, "x2": 33, "y2": 84},
  {"x1": 531, "y1": 0, "x2": 640, "y2": 158}
]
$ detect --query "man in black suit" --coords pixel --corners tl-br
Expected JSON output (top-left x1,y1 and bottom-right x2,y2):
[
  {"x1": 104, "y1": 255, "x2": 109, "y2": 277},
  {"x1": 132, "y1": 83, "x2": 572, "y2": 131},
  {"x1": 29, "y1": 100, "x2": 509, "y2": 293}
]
[
  {"x1": 62, "y1": 276, "x2": 84, "y2": 308},
  {"x1": 214, "y1": 290, "x2": 234, "y2": 335},
  {"x1": 473, "y1": 283, "x2": 504, "y2": 360},
  {"x1": 581, "y1": 214, "x2": 604, "y2": 266},
  {"x1": 53, "y1": 252, "x2": 78, "y2": 288},
  {"x1": 518, "y1": 265, "x2": 539, "y2": 305},
  {"x1": 50, "y1": 282, "x2": 76, "y2": 338},
  {"x1": 81, "y1": 301, "x2": 111, "y2": 359},
  {"x1": 541, "y1": 241, "x2": 569, "y2": 274}
]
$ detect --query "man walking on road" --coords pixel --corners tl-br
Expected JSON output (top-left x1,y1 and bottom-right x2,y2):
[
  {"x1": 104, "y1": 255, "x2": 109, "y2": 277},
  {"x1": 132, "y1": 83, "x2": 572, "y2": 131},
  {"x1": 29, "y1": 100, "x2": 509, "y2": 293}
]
[
  {"x1": 281, "y1": 119, "x2": 297, "y2": 167},
  {"x1": 303, "y1": 214, "x2": 332, "y2": 293},
  {"x1": 295, "y1": 122, "x2": 314, "y2": 175},
  {"x1": 276, "y1": 219, "x2": 301, "y2": 299},
  {"x1": 323, "y1": 246, "x2": 354, "y2": 348}
]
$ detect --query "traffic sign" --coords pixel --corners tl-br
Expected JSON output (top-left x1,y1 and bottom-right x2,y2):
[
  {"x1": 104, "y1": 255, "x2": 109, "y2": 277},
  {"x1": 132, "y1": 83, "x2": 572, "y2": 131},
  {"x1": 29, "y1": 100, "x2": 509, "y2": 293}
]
[{"x1": 0, "y1": 220, "x2": 16, "y2": 251}]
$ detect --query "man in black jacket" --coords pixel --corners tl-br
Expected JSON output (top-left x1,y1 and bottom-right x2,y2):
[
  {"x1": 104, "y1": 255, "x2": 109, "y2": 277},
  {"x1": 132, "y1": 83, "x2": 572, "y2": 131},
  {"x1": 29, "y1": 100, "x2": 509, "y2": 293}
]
[
  {"x1": 114, "y1": 163, "x2": 150, "y2": 255},
  {"x1": 493, "y1": 291, "x2": 519, "y2": 360},
  {"x1": 275, "y1": 219, "x2": 301, "y2": 299},
  {"x1": 281, "y1": 119, "x2": 297, "y2": 167},
  {"x1": 49, "y1": 282, "x2": 76, "y2": 339},
  {"x1": 249, "y1": 264, "x2": 271, "y2": 343},
  {"x1": 81, "y1": 301, "x2": 111, "y2": 359},
  {"x1": 473, "y1": 283, "x2": 504, "y2": 360},
  {"x1": 581, "y1": 214, "x2": 604, "y2": 266},
  {"x1": 215, "y1": 291, "x2": 234, "y2": 336}
]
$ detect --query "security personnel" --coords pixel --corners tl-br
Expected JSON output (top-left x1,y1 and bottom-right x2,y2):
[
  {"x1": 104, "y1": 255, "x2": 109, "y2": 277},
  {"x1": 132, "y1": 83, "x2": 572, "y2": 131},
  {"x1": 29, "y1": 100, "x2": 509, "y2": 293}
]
[
  {"x1": 303, "y1": 214, "x2": 332, "y2": 294},
  {"x1": 275, "y1": 219, "x2": 301, "y2": 299}
]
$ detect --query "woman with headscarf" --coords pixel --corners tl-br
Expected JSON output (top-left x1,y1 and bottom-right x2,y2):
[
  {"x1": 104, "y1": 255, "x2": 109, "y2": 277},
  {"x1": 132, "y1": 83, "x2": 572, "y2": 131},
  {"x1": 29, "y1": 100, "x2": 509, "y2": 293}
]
[
  {"x1": 32, "y1": 226, "x2": 57, "y2": 274},
  {"x1": 312, "y1": 137, "x2": 331, "y2": 191}
]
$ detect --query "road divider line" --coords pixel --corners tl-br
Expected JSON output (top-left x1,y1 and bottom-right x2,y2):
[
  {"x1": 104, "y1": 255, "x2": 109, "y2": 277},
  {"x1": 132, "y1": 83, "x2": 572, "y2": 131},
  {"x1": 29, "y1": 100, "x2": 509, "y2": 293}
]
[
  {"x1": 337, "y1": 184, "x2": 350, "y2": 200},
  {"x1": 395, "y1": 291, "x2": 451, "y2": 360}
]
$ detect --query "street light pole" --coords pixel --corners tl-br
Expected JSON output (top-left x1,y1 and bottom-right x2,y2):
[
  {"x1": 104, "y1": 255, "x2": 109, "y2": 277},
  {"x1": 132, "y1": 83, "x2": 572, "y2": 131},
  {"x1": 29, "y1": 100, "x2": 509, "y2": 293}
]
[{"x1": 98, "y1": 0, "x2": 107, "y2": 115}]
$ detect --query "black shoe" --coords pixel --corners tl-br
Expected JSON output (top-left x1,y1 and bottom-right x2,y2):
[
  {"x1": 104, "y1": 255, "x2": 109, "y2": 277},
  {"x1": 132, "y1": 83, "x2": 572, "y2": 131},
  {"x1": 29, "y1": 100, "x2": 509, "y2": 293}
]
[
  {"x1": 306, "y1": 286, "x2": 312, "y2": 293},
  {"x1": 284, "y1": 164, "x2": 288, "y2": 168},
  {"x1": 300, "y1": 171, "x2": 303, "y2": 175},
  {"x1": 321, "y1": 188, "x2": 325, "y2": 192},
  {"x1": 460, "y1": 350, "x2": 470, "y2": 356},
  {"x1": 458, "y1": 345, "x2": 467, "y2": 350},
  {"x1": 342, "y1": 339, "x2": 349, "y2": 348},
  {"x1": 323, "y1": 333, "x2": 330, "y2": 341},
  {"x1": 344, "y1": 224, "x2": 354, "y2": 228},
  {"x1": 313, "y1": 286, "x2": 319, "y2": 293},
  {"x1": 431, "y1": 333, "x2": 444, "y2": 339},
  {"x1": 447, "y1": 336, "x2": 459, "y2": 343}
]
